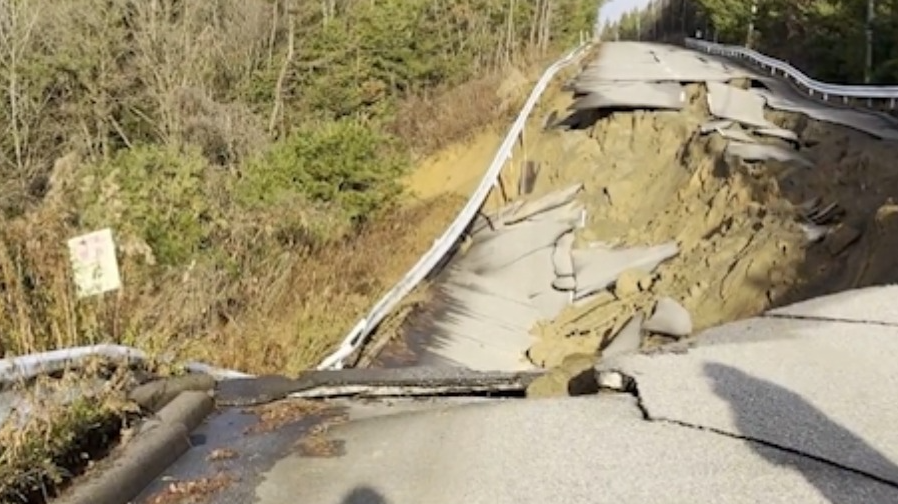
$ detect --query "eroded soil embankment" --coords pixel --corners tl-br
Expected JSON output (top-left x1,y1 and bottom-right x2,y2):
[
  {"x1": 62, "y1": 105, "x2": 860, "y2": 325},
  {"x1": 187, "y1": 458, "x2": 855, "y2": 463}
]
[{"x1": 526, "y1": 84, "x2": 898, "y2": 368}]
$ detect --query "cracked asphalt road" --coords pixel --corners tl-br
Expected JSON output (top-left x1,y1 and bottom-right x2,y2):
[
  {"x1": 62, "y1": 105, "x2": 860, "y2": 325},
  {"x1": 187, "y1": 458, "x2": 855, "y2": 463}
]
[{"x1": 136, "y1": 286, "x2": 898, "y2": 504}]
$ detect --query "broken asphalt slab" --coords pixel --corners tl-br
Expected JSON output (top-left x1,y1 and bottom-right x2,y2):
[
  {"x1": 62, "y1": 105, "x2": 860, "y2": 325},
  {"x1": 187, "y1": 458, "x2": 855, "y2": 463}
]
[
  {"x1": 249, "y1": 395, "x2": 898, "y2": 504},
  {"x1": 598, "y1": 288, "x2": 898, "y2": 489},
  {"x1": 214, "y1": 367, "x2": 544, "y2": 406},
  {"x1": 767, "y1": 284, "x2": 898, "y2": 325}
]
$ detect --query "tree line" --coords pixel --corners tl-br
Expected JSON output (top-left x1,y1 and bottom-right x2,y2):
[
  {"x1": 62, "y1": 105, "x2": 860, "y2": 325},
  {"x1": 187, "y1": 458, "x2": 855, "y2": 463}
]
[{"x1": 602, "y1": 0, "x2": 898, "y2": 84}]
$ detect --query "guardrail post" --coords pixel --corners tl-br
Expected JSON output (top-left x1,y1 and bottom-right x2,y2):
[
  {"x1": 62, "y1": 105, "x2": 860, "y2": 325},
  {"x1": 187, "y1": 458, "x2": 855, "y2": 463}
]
[{"x1": 891, "y1": 98, "x2": 896, "y2": 109}]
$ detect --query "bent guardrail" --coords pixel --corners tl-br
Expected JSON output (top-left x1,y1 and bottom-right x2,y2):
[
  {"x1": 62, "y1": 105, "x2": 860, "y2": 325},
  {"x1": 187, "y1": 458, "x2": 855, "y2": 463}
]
[
  {"x1": 316, "y1": 41, "x2": 594, "y2": 370},
  {"x1": 685, "y1": 38, "x2": 898, "y2": 107}
]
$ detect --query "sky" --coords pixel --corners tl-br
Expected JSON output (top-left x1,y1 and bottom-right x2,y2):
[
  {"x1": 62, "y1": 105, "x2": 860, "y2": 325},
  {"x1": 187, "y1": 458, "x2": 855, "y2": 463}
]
[{"x1": 597, "y1": 0, "x2": 653, "y2": 27}]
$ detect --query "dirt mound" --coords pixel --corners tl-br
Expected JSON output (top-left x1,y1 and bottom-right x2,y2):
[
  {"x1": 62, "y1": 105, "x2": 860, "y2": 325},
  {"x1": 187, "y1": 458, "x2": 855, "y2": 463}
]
[{"x1": 526, "y1": 85, "x2": 898, "y2": 368}]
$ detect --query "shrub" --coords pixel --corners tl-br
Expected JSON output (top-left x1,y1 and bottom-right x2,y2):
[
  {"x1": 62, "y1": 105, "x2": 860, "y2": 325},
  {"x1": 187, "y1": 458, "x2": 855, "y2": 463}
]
[
  {"x1": 238, "y1": 119, "x2": 408, "y2": 227},
  {"x1": 76, "y1": 146, "x2": 220, "y2": 268}
]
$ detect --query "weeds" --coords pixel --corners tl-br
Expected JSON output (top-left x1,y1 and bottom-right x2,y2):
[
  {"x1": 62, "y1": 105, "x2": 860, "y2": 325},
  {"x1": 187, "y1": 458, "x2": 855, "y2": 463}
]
[{"x1": 0, "y1": 366, "x2": 139, "y2": 503}]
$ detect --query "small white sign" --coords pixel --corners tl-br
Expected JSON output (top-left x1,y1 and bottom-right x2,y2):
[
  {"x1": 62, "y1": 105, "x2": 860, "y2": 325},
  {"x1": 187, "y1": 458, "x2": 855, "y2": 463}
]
[{"x1": 67, "y1": 228, "x2": 122, "y2": 298}]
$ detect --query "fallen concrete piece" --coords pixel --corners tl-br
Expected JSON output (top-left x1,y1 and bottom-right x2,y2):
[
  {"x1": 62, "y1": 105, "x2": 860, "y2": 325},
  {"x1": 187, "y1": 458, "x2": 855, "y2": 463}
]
[
  {"x1": 603, "y1": 312, "x2": 644, "y2": 359},
  {"x1": 569, "y1": 82, "x2": 685, "y2": 110},
  {"x1": 643, "y1": 297, "x2": 693, "y2": 338},
  {"x1": 503, "y1": 183, "x2": 583, "y2": 225},
  {"x1": 767, "y1": 285, "x2": 898, "y2": 325},
  {"x1": 572, "y1": 242, "x2": 679, "y2": 300},
  {"x1": 706, "y1": 81, "x2": 777, "y2": 128},
  {"x1": 725, "y1": 141, "x2": 813, "y2": 167},
  {"x1": 600, "y1": 316, "x2": 898, "y2": 487},
  {"x1": 215, "y1": 367, "x2": 545, "y2": 406},
  {"x1": 465, "y1": 220, "x2": 572, "y2": 272}
]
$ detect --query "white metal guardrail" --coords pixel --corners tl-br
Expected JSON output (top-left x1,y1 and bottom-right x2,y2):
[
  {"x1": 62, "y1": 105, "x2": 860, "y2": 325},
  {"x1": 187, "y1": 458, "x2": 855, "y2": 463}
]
[
  {"x1": 685, "y1": 38, "x2": 898, "y2": 107},
  {"x1": 316, "y1": 41, "x2": 594, "y2": 370},
  {"x1": 0, "y1": 344, "x2": 252, "y2": 384}
]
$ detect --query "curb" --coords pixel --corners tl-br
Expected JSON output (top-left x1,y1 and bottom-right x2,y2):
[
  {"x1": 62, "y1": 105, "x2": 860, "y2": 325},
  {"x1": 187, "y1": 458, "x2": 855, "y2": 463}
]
[{"x1": 56, "y1": 390, "x2": 214, "y2": 504}]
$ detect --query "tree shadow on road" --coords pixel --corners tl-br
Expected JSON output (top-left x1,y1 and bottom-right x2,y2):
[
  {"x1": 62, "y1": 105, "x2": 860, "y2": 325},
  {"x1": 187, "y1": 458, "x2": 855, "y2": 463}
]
[
  {"x1": 341, "y1": 485, "x2": 389, "y2": 504},
  {"x1": 704, "y1": 362, "x2": 898, "y2": 503}
]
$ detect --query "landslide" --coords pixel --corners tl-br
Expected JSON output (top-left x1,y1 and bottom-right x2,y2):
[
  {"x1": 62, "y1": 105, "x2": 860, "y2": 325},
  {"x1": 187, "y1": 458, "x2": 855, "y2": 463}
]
[{"x1": 523, "y1": 83, "x2": 898, "y2": 367}]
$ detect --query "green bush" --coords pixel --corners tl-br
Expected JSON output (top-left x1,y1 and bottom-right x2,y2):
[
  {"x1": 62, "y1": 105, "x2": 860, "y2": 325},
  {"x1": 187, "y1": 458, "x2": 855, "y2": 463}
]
[
  {"x1": 76, "y1": 146, "x2": 219, "y2": 267},
  {"x1": 238, "y1": 119, "x2": 408, "y2": 226}
]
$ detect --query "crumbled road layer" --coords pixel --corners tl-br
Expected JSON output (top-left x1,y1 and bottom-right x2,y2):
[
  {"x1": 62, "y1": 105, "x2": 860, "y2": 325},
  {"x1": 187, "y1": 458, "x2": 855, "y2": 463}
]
[{"x1": 525, "y1": 83, "x2": 898, "y2": 369}]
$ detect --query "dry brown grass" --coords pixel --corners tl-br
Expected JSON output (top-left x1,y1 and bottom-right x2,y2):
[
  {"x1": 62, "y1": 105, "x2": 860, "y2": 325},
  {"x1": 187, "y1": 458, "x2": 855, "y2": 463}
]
[
  {"x1": 390, "y1": 74, "x2": 509, "y2": 158},
  {"x1": 0, "y1": 191, "x2": 464, "y2": 376},
  {"x1": 0, "y1": 366, "x2": 139, "y2": 503},
  {"x1": 389, "y1": 54, "x2": 559, "y2": 160},
  {"x1": 182, "y1": 193, "x2": 466, "y2": 375}
]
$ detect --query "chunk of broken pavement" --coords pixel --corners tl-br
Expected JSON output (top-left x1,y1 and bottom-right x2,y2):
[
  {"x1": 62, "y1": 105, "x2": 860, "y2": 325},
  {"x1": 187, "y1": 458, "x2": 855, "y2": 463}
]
[
  {"x1": 602, "y1": 312, "x2": 644, "y2": 359},
  {"x1": 643, "y1": 297, "x2": 692, "y2": 338},
  {"x1": 526, "y1": 353, "x2": 599, "y2": 398}
]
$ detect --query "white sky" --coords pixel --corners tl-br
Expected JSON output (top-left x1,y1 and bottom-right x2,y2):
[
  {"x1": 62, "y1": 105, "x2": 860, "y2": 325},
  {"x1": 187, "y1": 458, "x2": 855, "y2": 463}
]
[{"x1": 598, "y1": 0, "x2": 654, "y2": 26}]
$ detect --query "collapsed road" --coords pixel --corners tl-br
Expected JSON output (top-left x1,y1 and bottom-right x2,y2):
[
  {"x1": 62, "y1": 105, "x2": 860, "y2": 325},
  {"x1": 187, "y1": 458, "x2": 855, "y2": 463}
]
[
  {"x1": 119, "y1": 41, "x2": 898, "y2": 504},
  {"x1": 369, "y1": 41, "x2": 898, "y2": 376}
]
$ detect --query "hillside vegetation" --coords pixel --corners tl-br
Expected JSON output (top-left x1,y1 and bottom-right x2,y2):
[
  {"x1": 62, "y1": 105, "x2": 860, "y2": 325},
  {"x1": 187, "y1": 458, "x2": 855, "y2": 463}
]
[
  {"x1": 609, "y1": 0, "x2": 898, "y2": 84},
  {"x1": 0, "y1": 0, "x2": 597, "y2": 374}
]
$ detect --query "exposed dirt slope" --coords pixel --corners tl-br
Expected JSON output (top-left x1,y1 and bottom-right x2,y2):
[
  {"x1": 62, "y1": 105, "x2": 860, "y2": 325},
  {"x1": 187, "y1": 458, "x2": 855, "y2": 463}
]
[{"x1": 524, "y1": 84, "x2": 898, "y2": 367}]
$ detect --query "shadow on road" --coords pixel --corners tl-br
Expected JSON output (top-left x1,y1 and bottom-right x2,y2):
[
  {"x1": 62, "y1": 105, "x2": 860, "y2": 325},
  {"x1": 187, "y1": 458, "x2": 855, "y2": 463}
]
[
  {"x1": 704, "y1": 362, "x2": 898, "y2": 502},
  {"x1": 341, "y1": 485, "x2": 388, "y2": 504}
]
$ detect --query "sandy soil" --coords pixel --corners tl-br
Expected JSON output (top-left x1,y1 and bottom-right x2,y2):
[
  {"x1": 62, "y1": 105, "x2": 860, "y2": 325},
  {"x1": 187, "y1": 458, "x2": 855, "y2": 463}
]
[
  {"x1": 404, "y1": 127, "x2": 505, "y2": 200},
  {"x1": 523, "y1": 83, "x2": 898, "y2": 368}
]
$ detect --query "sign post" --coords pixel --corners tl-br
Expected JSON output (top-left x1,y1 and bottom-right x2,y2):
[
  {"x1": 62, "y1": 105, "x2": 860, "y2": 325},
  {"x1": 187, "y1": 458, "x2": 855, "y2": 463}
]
[{"x1": 67, "y1": 228, "x2": 122, "y2": 298}]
